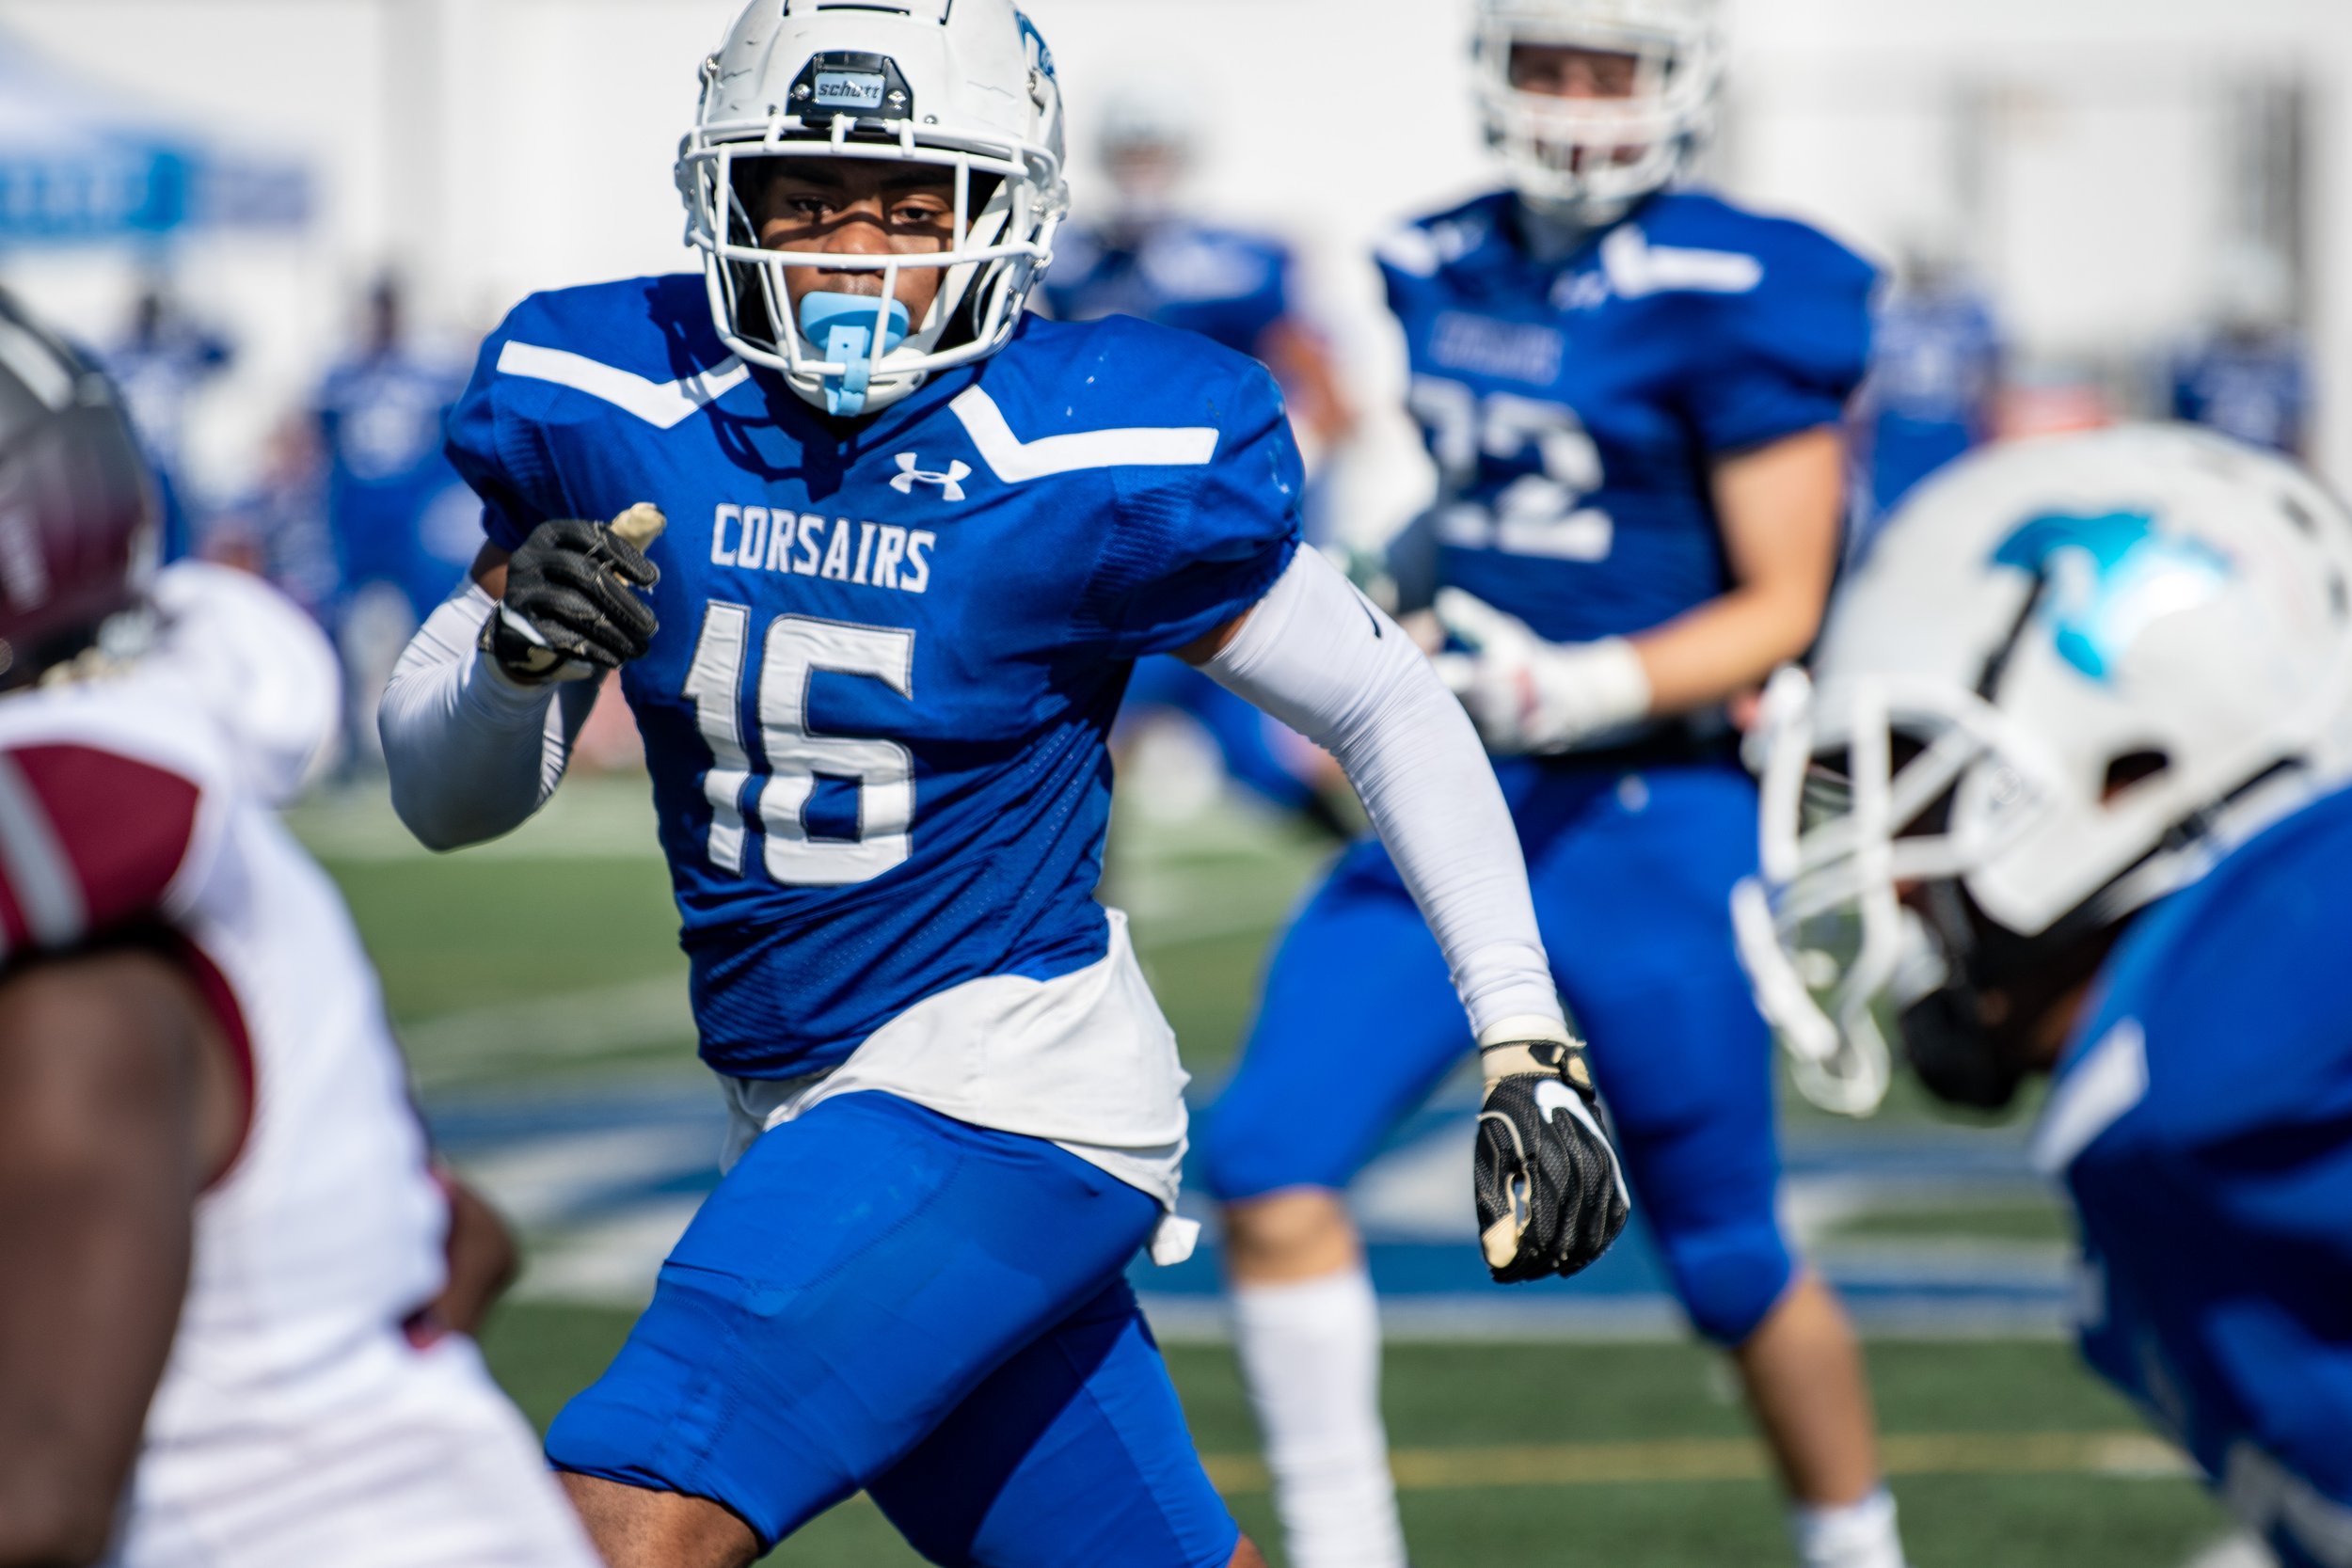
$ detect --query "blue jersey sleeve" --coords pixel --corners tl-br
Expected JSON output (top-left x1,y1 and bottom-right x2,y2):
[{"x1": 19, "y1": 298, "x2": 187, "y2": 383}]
[
  {"x1": 1682, "y1": 230, "x2": 1878, "y2": 456},
  {"x1": 443, "y1": 305, "x2": 567, "y2": 551},
  {"x1": 1074, "y1": 360, "x2": 1303, "y2": 657}
]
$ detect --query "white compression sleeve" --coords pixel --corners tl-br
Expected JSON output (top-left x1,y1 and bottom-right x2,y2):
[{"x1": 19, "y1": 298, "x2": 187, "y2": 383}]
[
  {"x1": 378, "y1": 581, "x2": 596, "y2": 851},
  {"x1": 1203, "y1": 548, "x2": 1565, "y2": 1039}
]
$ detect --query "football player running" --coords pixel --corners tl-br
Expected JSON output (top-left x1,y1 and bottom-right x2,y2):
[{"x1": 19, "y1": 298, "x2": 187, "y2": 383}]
[
  {"x1": 377, "y1": 3, "x2": 1625, "y2": 1566},
  {"x1": 1737, "y1": 425, "x2": 2352, "y2": 1568},
  {"x1": 0, "y1": 295, "x2": 596, "y2": 1568},
  {"x1": 1195, "y1": 3, "x2": 1906, "y2": 1566}
]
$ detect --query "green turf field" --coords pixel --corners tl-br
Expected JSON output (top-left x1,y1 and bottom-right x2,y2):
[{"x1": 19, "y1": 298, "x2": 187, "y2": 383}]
[{"x1": 295, "y1": 776, "x2": 2238, "y2": 1567}]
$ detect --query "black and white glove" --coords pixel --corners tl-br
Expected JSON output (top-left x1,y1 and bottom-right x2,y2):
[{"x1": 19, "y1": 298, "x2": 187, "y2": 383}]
[
  {"x1": 480, "y1": 504, "x2": 666, "y2": 684},
  {"x1": 1473, "y1": 1025, "x2": 1629, "y2": 1284}
]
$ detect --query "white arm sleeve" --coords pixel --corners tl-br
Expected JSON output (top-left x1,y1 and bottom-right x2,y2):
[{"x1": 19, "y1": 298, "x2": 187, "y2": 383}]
[
  {"x1": 378, "y1": 581, "x2": 598, "y2": 851},
  {"x1": 1202, "y1": 548, "x2": 1567, "y2": 1041}
]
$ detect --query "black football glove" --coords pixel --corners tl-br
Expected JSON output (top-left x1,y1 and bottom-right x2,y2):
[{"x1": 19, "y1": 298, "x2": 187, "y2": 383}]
[
  {"x1": 1473, "y1": 1031, "x2": 1629, "y2": 1284},
  {"x1": 480, "y1": 504, "x2": 666, "y2": 683}
]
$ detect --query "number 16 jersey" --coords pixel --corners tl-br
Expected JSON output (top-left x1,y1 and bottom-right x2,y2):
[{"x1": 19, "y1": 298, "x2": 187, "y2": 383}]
[{"x1": 447, "y1": 277, "x2": 1299, "y2": 1080}]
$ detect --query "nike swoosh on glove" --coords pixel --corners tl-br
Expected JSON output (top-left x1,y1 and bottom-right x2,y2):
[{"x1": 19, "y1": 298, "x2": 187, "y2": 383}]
[
  {"x1": 1473, "y1": 1030, "x2": 1630, "y2": 1284},
  {"x1": 481, "y1": 505, "x2": 667, "y2": 684},
  {"x1": 1429, "y1": 589, "x2": 1651, "y2": 754}
]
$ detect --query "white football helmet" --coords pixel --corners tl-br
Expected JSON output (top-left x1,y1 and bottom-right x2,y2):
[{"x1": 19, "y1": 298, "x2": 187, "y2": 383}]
[
  {"x1": 1735, "y1": 426, "x2": 2352, "y2": 1116},
  {"x1": 1472, "y1": 0, "x2": 1724, "y2": 224},
  {"x1": 676, "y1": 0, "x2": 1069, "y2": 417}
]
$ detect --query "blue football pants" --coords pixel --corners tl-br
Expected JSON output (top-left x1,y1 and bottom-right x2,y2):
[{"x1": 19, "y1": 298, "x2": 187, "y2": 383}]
[
  {"x1": 1199, "y1": 759, "x2": 1796, "y2": 1345},
  {"x1": 547, "y1": 1091, "x2": 1240, "y2": 1567}
]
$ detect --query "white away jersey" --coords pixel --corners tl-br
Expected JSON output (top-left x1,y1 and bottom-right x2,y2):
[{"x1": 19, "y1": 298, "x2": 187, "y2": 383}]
[{"x1": 0, "y1": 567, "x2": 592, "y2": 1565}]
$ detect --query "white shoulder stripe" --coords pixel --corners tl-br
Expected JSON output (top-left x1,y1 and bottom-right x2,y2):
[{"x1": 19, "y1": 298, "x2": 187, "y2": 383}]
[
  {"x1": 948, "y1": 387, "x2": 1218, "y2": 483},
  {"x1": 2032, "y1": 1018, "x2": 2151, "y2": 1176},
  {"x1": 0, "y1": 752, "x2": 85, "y2": 952},
  {"x1": 1601, "y1": 227, "x2": 1765, "y2": 299},
  {"x1": 497, "y1": 341, "x2": 749, "y2": 431},
  {"x1": 1375, "y1": 225, "x2": 1442, "y2": 279}
]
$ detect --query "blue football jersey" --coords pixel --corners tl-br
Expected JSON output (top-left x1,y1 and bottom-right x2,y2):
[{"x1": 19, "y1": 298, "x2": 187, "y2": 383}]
[
  {"x1": 1379, "y1": 190, "x2": 1876, "y2": 645},
  {"x1": 1042, "y1": 219, "x2": 1295, "y2": 358},
  {"x1": 2171, "y1": 334, "x2": 2311, "y2": 456},
  {"x1": 1862, "y1": 284, "x2": 2001, "y2": 521},
  {"x1": 2042, "y1": 785, "x2": 2352, "y2": 1560},
  {"x1": 447, "y1": 277, "x2": 1300, "y2": 1077},
  {"x1": 318, "y1": 347, "x2": 474, "y2": 616}
]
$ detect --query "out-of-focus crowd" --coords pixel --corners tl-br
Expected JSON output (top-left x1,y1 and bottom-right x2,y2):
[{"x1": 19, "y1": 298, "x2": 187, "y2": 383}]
[
  {"x1": 1850, "y1": 238, "x2": 2311, "y2": 563},
  {"x1": 99, "y1": 273, "x2": 649, "y2": 774}
]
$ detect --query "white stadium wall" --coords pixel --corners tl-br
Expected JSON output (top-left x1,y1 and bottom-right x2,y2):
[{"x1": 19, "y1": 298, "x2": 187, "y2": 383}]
[{"x1": 0, "y1": 0, "x2": 2346, "y2": 499}]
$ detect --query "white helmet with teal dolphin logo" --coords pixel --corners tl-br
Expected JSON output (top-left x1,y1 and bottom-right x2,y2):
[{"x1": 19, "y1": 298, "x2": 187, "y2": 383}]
[
  {"x1": 1735, "y1": 425, "x2": 2352, "y2": 1115},
  {"x1": 677, "y1": 0, "x2": 1068, "y2": 417}
]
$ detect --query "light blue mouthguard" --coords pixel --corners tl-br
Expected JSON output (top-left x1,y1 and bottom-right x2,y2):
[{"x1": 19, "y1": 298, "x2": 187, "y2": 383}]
[{"x1": 797, "y1": 292, "x2": 912, "y2": 418}]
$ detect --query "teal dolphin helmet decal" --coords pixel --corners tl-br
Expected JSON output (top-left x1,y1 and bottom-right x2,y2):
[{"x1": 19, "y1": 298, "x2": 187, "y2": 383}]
[{"x1": 1992, "y1": 511, "x2": 2233, "y2": 682}]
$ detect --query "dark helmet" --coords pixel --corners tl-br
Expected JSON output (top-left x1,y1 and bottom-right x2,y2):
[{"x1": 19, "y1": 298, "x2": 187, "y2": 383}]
[{"x1": 0, "y1": 292, "x2": 156, "y2": 684}]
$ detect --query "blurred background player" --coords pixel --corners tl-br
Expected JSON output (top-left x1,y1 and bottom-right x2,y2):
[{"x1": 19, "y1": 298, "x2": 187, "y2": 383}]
[
  {"x1": 2169, "y1": 245, "x2": 2311, "y2": 460},
  {"x1": 0, "y1": 292, "x2": 594, "y2": 1568},
  {"x1": 99, "y1": 277, "x2": 235, "y2": 563},
  {"x1": 1739, "y1": 424, "x2": 2352, "y2": 1568},
  {"x1": 1047, "y1": 83, "x2": 1360, "y2": 834},
  {"x1": 1194, "y1": 3, "x2": 1907, "y2": 1566},
  {"x1": 1851, "y1": 239, "x2": 2004, "y2": 562},
  {"x1": 377, "y1": 2, "x2": 1624, "y2": 1563},
  {"x1": 314, "y1": 274, "x2": 475, "y2": 767},
  {"x1": 201, "y1": 412, "x2": 341, "y2": 626}
]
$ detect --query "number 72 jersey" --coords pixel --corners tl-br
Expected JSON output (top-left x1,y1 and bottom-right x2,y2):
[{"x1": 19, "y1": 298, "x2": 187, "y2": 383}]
[
  {"x1": 447, "y1": 277, "x2": 1300, "y2": 1079},
  {"x1": 1380, "y1": 189, "x2": 1876, "y2": 644}
]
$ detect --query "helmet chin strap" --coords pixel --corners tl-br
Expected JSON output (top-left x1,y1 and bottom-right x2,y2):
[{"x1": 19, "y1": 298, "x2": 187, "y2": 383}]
[{"x1": 797, "y1": 293, "x2": 912, "y2": 418}]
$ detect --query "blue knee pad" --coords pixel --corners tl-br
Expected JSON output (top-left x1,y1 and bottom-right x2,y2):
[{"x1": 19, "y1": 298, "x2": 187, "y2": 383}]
[
  {"x1": 545, "y1": 1092, "x2": 1178, "y2": 1552},
  {"x1": 1647, "y1": 1208, "x2": 1797, "y2": 1345}
]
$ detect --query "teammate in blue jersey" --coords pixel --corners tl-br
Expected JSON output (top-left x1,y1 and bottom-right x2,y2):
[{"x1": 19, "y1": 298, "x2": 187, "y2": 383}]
[
  {"x1": 377, "y1": 4, "x2": 1629, "y2": 1565},
  {"x1": 1193, "y1": 5, "x2": 1907, "y2": 1567},
  {"x1": 1738, "y1": 425, "x2": 2352, "y2": 1568},
  {"x1": 101, "y1": 283, "x2": 234, "y2": 562},
  {"x1": 1854, "y1": 246, "x2": 2002, "y2": 553},
  {"x1": 316, "y1": 277, "x2": 476, "y2": 624},
  {"x1": 317, "y1": 277, "x2": 479, "y2": 764},
  {"x1": 2170, "y1": 248, "x2": 2310, "y2": 460},
  {"x1": 1046, "y1": 86, "x2": 1358, "y2": 832}
]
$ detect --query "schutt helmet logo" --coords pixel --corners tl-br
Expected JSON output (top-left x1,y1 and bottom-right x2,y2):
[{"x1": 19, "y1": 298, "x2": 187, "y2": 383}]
[{"x1": 891, "y1": 453, "x2": 972, "y2": 503}]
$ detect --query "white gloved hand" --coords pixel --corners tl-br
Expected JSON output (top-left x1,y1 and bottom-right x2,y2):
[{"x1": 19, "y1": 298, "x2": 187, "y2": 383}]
[{"x1": 1430, "y1": 589, "x2": 1652, "y2": 754}]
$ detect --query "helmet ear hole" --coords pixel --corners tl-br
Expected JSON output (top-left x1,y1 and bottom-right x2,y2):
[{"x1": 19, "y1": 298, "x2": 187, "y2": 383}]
[{"x1": 2101, "y1": 750, "x2": 2171, "y2": 803}]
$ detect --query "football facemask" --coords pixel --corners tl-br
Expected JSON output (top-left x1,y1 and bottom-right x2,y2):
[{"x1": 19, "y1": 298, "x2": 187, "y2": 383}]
[
  {"x1": 1737, "y1": 427, "x2": 2352, "y2": 1117},
  {"x1": 678, "y1": 0, "x2": 1068, "y2": 419},
  {"x1": 1472, "y1": 0, "x2": 1724, "y2": 224}
]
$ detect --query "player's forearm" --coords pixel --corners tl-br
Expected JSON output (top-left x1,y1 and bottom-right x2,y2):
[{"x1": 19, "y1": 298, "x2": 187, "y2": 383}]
[
  {"x1": 379, "y1": 582, "x2": 584, "y2": 851},
  {"x1": 1639, "y1": 424, "x2": 1840, "y2": 713},
  {"x1": 1202, "y1": 550, "x2": 1565, "y2": 1038},
  {"x1": 0, "y1": 961, "x2": 212, "y2": 1568},
  {"x1": 0, "y1": 1175, "x2": 189, "y2": 1567},
  {"x1": 1630, "y1": 578, "x2": 1826, "y2": 716}
]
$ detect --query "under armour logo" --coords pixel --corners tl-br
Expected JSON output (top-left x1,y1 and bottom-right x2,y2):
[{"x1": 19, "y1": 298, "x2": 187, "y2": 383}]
[{"x1": 891, "y1": 452, "x2": 972, "y2": 502}]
